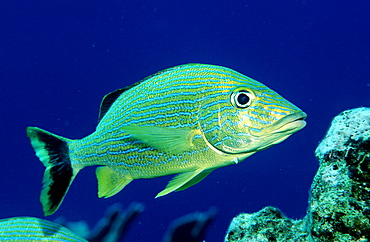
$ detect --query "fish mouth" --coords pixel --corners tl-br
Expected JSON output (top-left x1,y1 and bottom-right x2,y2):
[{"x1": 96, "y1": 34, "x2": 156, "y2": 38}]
[
  {"x1": 241, "y1": 111, "x2": 307, "y2": 153},
  {"x1": 270, "y1": 111, "x2": 307, "y2": 134},
  {"x1": 250, "y1": 111, "x2": 307, "y2": 138},
  {"x1": 208, "y1": 111, "x2": 307, "y2": 156}
]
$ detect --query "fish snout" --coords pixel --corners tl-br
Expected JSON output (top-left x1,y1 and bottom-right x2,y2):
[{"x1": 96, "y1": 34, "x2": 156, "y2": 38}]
[{"x1": 272, "y1": 112, "x2": 307, "y2": 134}]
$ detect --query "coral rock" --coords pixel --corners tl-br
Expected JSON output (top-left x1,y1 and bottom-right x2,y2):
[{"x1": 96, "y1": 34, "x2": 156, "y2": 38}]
[{"x1": 225, "y1": 107, "x2": 370, "y2": 242}]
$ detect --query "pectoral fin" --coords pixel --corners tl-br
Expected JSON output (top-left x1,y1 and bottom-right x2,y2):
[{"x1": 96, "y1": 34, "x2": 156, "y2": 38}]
[
  {"x1": 155, "y1": 169, "x2": 213, "y2": 198},
  {"x1": 96, "y1": 166, "x2": 132, "y2": 198},
  {"x1": 122, "y1": 126, "x2": 199, "y2": 153}
]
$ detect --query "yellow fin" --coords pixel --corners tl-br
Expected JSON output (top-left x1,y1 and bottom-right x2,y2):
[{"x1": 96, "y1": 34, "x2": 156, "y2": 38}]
[
  {"x1": 155, "y1": 169, "x2": 213, "y2": 198},
  {"x1": 96, "y1": 166, "x2": 132, "y2": 198},
  {"x1": 122, "y1": 126, "x2": 198, "y2": 153}
]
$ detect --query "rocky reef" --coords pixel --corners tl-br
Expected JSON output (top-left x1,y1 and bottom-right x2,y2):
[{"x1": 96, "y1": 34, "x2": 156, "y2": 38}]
[{"x1": 225, "y1": 107, "x2": 370, "y2": 242}]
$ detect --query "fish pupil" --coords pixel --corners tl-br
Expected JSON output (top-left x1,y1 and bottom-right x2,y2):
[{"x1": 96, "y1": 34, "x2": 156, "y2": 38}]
[{"x1": 237, "y1": 93, "x2": 250, "y2": 105}]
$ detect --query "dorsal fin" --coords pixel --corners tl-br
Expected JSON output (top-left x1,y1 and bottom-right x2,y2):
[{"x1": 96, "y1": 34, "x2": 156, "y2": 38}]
[
  {"x1": 98, "y1": 88, "x2": 126, "y2": 123},
  {"x1": 97, "y1": 64, "x2": 197, "y2": 123},
  {"x1": 97, "y1": 79, "x2": 146, "y2": 123}
]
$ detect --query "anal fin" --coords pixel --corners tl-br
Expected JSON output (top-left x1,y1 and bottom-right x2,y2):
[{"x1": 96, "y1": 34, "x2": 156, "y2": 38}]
[
  {"x1": 155, "y1": 169, "x2": 213, "y2": 198},
  {"x1": 96, "y1": 166, "x2": 132, "y2": 198}
]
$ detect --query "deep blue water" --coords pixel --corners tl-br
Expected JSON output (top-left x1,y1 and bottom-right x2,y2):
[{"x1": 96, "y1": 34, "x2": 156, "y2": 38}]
[{"x1": 1, "y1": 0, "x2": 369, "y2": 241}]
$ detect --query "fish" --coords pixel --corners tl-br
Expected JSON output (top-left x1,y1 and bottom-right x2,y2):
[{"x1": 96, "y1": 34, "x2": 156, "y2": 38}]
[
  {"x1": 26, "y1": 63, "x2": 307, "y2": 216},
  {"x1": 0, "y1": 217, "x2": 87, "y2": 241}
]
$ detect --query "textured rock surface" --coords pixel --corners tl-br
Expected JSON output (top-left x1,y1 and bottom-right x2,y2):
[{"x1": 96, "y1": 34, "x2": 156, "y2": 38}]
[
  {"x1": 225, "y1": 207, "x2": 308, "y2": 242},
  {"x1": 225, "y1": 107, "x2": 370, "y2": 242},
  {"x1": 309, "y1": 107, "x2": 370, "y2": 241}
]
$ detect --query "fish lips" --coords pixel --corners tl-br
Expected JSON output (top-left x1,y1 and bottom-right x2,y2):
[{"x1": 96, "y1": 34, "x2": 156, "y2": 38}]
[
  {"x1": 218, "y1": 112, "x2": 307, "y2": 155},
  {"x1": 249, "y1": 111, "x2": 307, "y2": 137},
  {"x1": 237, "y1": 111, "x2": 307, "y2": 153},
  {"x1": 270, "y1": 111, "x2": 307, "y2": 134}
]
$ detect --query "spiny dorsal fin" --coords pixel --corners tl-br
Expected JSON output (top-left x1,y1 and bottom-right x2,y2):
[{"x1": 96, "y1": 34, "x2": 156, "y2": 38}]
[
  {"x1": 98, "y1": 79, "x2": 147, "y2": 123},
  {"x1": 98, "y1": 64, "x2": 199, "y2": 123},
  {"x1": 98, "y1": 88, "x2": 126, "y2": 123},
  {"x1": 97, "y1": 72, "x2": 163, "y2": 124}
]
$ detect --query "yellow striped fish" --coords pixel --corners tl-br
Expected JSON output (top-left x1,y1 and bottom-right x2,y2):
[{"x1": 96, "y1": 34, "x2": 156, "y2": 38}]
[
  {"x1": 27, "y1": 63, "x2": 307, "y2": 216},
  {"x1": 0, "y1": 217, "x2": 87, "y2": 241}
]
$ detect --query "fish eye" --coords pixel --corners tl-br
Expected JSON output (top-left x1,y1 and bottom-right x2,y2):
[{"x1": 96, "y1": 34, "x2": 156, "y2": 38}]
[{"x1": 231, "y1": 90, "x2": 254, "y2": 108}]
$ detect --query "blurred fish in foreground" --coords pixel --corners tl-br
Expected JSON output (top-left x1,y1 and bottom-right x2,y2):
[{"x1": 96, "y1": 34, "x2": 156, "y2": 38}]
[
  {"x1": 87, "y1": 202, "x2": 144, "y2": 242},
  {"x1": 0, "y1": 203, "x2": 216, "y2": 241},
  {"x1": 57, "y1": 202, "x2": 145, "y2": 242},
  {"x1": 26, "y1": 63, "x2": 307, "y2": 215},
  {"x1": 0, "y1": 203, "x2": 144, "y2": 242},
  {"x1": 163, "y1": 207, "x2": 217, "y2": 242},
  {"x1": 0, "y1": 217, "x2": 87, "y2": 241}
]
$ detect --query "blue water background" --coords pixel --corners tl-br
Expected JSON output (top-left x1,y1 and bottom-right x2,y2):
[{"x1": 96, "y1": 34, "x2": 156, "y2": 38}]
[{"x1": 1, "y1": 0, "x2": 369, "y2": 241}]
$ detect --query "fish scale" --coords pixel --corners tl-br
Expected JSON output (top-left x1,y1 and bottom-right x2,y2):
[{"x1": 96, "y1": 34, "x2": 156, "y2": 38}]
[{"x1": 26, "y1": 63, "x2": 307, "y2": 215}]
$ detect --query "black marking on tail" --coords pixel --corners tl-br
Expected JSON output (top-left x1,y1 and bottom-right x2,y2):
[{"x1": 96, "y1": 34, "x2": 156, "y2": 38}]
[
  {"x1": 37, "y1": 129, "x2": 72, "y2": 214},
  {"x1": 27, "y1": 127, "x2": 74, "y2": 215}
]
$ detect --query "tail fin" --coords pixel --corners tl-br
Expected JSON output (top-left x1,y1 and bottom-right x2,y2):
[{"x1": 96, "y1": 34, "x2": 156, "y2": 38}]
[{"x1": 26, "y1": 127, "x2": 78, "y2": 216}]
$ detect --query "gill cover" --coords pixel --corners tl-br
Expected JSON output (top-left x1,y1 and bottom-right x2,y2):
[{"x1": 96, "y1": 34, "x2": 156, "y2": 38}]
[{"x1": 198, "y1": 87, "x2": 257, "y2": 154}]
